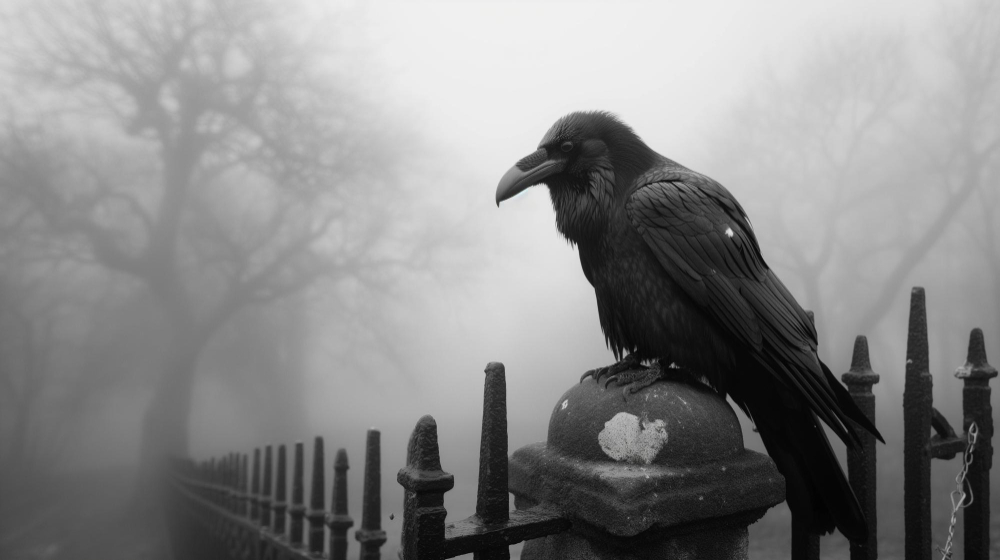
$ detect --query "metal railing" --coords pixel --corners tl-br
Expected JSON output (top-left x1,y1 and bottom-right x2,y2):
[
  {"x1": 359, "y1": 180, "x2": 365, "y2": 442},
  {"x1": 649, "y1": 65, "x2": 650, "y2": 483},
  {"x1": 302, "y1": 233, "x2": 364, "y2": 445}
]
[
  {"x1": 169, "y1": 430, "x2": 386, "y2": 560},
  {"x1": 169, "y1": 286, "x2": 994, "y2": 560}
]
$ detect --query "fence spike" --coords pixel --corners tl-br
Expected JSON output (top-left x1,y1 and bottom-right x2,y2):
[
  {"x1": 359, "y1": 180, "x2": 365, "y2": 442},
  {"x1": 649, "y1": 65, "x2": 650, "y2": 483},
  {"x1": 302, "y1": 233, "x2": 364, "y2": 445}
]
[
  {"x1": 251, "y1": 448, "x2": 261, "y2": 523},
  {"x1": 477, "y1": 362, "x2": 510, "y2": 525},
  {"x1": 357, "y1": 429, "x2": 386, "y2": 560},
  {"x1": 290, "y1": 441, "x2": 306, "y2": 548},
  {"x1": 241, "y1": 453, "x2": 249, "y2": 518},
  {"x1": 956, "y1": 328, "x2": 996, "y2": 378},
  {"x1": 398, "y1": 415, "x2": 454, "y2": 560},
  {"x1": 903, "y1": 286, "x2": 932, "y2": 560},
  {"x1": 957, "y1": 328, "x2": 996, "y2": 560},
  {"x1": 309, "y1": 436, "x2": 326, "y2": 556},
  {"x1": 263, "y1": 445, "x2": 273, "y2": 529},
  {"x1": 329, "y1": 448, "x2": 354, "y2": 560},
  {"x1": 476, "y1": 362, "x2": 511, "y2": 560},
  {"x1": 227, "y1": 453, "x2": 237, "y2": 512},
  {"x1": 850, "y1": 336, "x2": 872, "y2": 373},
  {"x1": 275, "y1": 444, "x2": 288, "y2": 538},
  {"x1": 842, "y1": 335, "x2": 879, "y2": 560}
]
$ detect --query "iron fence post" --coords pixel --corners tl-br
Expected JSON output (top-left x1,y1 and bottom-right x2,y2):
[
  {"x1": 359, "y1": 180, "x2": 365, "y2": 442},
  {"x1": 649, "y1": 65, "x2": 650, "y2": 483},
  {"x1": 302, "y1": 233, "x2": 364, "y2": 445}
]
[
  {"x1": 842, "y1": 335, "x2": 879, "y2": 560},
  {"x1": 903, "y1": 287, "x2": 932, "y2": 560},
  {"x1": 474, "y1": 362, "x2": 510, "y2": 560},
  {"x1": 398, "y1": 415, "x2": 455, "y2": 560},
  {"x1": 252, "y1": 448, "x2": 262, "y2": 524},
  {"x1": 276, "y1": 444, "x2": 288, "y2": 538},
  {"x1": 356, "y1": 429, "x2": 387, "y2": 560},
  {"x1": 291, "y1": 441, "x2": 307, "y2": 549},
  {"x1": 329, "y1": 448, "x2": 354, "y2": 560},
  {"x1": 263, "y1": 445, "x2": 273, "y2": 529},
  {"x1": 309, "y1": 437, "x2": 327, "y2": 556},
  {"x1": 956, "y1": 328, "x2": 996, "y2": 560}
]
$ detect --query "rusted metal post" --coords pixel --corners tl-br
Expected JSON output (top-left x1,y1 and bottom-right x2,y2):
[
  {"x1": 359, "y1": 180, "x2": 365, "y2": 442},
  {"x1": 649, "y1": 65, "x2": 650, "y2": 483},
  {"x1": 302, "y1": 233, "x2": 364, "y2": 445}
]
[
  {"x1": 241, "y1": 453, "x2": 249, "y2": 518},
  {"x1": 904, "y1": 287, "x2": 932, "y2": 560},
  {"x1": 209, "y1": 457, "x2": 218, "y2": 504},
  {"x1": 842, "y1": 335, "x2": 879, "y2": 560},
  {"x1": 475, "y1": 362, "x2": 510, "y2": 560},
  {"x1": 398, "y1": 415, "x2": 455, "y2": 560},
  {"x1": 275, "y1": 444, "x2": 288, "y2": 538},
  {"x1": 329, "y1": 448, "x2": 354, "y2": 560},
  {"x1": 357, "y1": 429, "x2": 386, "y2": 560},
  {"x1": 263, "y1": 445, "x2": 274, "y2": 529},
  {"x1": 309, "y1": 436, "x2": 326, "y2": 556},
  {"x1": 252, "y1": 448, "x2": 262, "y2": 524},
  {"x1": 230, "y1": 453, "x2": 240, "y2": 513},
  {"x1": 956, "y1": 328, "x2": 996, "y2": 560},
  {"x1": 291, "y1": 442, "x2": 306, "y2": 549}
]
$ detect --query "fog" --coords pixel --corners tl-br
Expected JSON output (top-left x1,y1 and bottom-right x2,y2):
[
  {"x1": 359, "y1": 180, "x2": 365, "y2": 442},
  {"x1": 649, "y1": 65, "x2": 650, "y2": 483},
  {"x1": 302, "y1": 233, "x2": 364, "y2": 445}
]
[{"x1": 1, "y1": 1, "x2": 997, "y2": 559}]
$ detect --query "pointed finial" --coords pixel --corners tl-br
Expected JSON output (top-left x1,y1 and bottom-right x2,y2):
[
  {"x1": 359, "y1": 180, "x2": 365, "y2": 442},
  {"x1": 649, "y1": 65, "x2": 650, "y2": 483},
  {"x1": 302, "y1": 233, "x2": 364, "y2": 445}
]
[
  {"x1": 850, "y1": 336, "x2": 872, "y2": 373},
  {"x1": 905, "y1": 287, "x2": 929, "y2": 375},
  {"x1": 955, "y1": 328, "x2": 997, "y2": 379},
  {"x1": 398, "y1": 415, "x2": 454, "y2": 492},
  {"x1": 843, "y1": 335, "x2": 879, "y2": 387}
]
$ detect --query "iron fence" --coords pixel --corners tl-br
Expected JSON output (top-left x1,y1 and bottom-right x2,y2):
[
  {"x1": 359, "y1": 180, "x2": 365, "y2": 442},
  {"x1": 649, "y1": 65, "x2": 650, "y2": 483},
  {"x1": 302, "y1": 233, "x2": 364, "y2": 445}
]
[
  {"x1": 169, "y1": 286, "x2": 994, "y2": 559},
  {"x1": 168, "y1": 430, "x2": 385, "y2": 560}
]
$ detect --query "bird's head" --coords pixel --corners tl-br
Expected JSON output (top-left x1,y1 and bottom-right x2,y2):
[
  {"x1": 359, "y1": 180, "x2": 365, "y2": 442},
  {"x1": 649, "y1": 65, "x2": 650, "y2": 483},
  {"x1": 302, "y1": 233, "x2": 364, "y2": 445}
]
[{"x1": 496, "y1": 111, "x2": 658, "y2": 242}]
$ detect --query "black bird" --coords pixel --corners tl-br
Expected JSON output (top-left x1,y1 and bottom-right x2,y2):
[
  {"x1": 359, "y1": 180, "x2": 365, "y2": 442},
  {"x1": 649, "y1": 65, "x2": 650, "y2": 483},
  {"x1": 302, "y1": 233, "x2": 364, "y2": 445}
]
[{"x1": 495, "y1": 111, "x2": 883, "y2": 542}]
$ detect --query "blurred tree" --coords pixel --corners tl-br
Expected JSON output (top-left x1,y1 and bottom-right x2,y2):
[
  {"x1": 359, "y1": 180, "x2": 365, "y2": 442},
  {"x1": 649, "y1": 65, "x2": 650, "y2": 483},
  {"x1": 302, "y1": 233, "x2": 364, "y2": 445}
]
[
  {"x1": 0, "y1": 0, "x2": 438, "y2": 475},
  {"x1": 855, "y1": 0, "x2": 1000, "y2": 338},
  {"x1": 0, "y1": 261, "x2": 136, "y2": 476},
  {"x1": 710, "y1": 31, "x2": 912, "y2": 348},
  {"x1": 711, "y1": 1, "x2": 1000, "y2": 355}
]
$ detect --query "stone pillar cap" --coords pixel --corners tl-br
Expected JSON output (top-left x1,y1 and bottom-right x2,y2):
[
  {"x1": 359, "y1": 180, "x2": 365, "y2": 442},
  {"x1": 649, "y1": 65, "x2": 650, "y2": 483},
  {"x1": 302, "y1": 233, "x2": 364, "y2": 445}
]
[{"x1": 509, "y1": 379, "x2": 785, "y2": 537}]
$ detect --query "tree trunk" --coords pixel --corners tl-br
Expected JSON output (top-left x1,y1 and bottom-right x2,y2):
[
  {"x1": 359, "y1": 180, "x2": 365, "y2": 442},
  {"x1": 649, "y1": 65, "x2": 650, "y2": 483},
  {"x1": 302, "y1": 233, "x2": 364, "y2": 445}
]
[{"x1": 134, "y1": 312, "x2": 209, "y2": 508}]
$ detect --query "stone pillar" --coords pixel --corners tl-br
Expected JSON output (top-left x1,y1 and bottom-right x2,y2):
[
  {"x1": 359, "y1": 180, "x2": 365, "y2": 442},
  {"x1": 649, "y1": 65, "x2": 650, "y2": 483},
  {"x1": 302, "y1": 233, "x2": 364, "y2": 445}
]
[{"x1": 509, "y1": 378, "x2": 785, "y2": 560}]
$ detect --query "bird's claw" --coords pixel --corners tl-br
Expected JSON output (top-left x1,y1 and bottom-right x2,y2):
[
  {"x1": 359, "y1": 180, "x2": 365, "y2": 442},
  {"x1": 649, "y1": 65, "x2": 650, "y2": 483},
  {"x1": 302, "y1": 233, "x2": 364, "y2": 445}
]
[
  {"x1": 604, "y1": 362, "x2": 666, "y2": 401},
  {"x1": 581, "y1": 354, "x2": 642, "y2": 384}
]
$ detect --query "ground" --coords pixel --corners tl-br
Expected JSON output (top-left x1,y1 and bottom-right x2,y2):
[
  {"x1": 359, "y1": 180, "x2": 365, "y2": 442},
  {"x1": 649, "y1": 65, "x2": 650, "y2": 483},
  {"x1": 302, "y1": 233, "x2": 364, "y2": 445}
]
[{"x1": 0, "y1": 468, "x2": 172, "y2": 560}]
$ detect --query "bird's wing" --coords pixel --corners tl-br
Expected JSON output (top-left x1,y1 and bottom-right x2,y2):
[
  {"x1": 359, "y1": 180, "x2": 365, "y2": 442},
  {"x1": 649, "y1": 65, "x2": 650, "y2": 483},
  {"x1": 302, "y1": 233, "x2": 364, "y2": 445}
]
[{"x1": 626, "y1": 171, "x2": 852, "y2": 439}]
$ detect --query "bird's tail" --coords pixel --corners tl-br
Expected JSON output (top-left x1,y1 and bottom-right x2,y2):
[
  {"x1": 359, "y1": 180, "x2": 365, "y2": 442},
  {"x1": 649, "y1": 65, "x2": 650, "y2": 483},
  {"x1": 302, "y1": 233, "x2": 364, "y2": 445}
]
[{"x1": 755, "y1": 403, "x2": 869, "y2": 542}]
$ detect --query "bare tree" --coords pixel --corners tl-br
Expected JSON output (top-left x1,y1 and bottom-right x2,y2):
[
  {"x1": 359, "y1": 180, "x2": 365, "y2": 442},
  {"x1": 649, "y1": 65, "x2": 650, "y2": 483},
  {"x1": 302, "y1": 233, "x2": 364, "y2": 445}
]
[
  {"x1": 852, "y1": 0, "x2": 1000, "y2": 337},
  {"x1": 710, "y1": 31, "x2": 912, "y2": 346},
  {"x1": 0, "y1": 0, "x2": 437, "y2": 473},
  {"x1": 0, "y1": 263, "x2": 131, "y2": 476},
  {"x1": 710, "y1": 4, "x2": 1000, "y2": 354}
]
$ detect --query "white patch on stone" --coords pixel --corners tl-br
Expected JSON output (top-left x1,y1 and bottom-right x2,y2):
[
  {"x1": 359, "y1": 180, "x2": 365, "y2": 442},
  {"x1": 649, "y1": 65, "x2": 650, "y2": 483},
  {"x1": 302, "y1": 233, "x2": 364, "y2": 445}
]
[
  {"x1": 561, "y1": 399, "x2": 569, "y2": 410},
  {"x1": 597, "y1": 412, "x2": 669, "y2": 465},
  {"x1": 725, "y1": 227, "x2": 734, "y2": 238}
]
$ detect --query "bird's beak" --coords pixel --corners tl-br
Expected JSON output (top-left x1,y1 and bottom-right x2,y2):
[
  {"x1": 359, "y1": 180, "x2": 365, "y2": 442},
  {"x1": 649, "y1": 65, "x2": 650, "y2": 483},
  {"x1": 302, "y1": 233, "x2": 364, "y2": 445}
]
[{"x1": 496, "y1": 148, "x2": 566, "y2": 206}]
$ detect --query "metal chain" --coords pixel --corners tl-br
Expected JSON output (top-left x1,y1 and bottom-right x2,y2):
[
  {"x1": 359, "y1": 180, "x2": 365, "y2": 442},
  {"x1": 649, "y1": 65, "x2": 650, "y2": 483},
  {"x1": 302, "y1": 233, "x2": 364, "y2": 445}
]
[{"x1": 937, "y1": 422, "x2": 979, "y2": 560}]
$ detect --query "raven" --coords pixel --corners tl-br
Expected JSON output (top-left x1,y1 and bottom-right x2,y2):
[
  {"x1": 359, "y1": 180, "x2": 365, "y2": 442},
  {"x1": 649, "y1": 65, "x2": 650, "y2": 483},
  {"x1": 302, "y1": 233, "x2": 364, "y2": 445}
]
[{"x1": 495, "y1": 111, "x2": 883, "y2": 542}]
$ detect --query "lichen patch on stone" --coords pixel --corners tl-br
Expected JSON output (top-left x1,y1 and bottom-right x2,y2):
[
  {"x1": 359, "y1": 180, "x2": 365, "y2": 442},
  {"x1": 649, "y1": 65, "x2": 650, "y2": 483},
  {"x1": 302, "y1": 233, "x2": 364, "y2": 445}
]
[{"x1": 597, "y1": 412, "x2": 669, "y2": 464}]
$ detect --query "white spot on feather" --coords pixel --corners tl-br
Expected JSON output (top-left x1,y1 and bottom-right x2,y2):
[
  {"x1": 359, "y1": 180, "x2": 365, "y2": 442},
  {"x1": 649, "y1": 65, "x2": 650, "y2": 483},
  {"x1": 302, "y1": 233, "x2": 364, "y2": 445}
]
[
  {"x1": 561, "y1": 399, "x2": 569, "y2": 410},
  {"x1": 725, "y1": 227, "x2": 734, "y2": 238}
]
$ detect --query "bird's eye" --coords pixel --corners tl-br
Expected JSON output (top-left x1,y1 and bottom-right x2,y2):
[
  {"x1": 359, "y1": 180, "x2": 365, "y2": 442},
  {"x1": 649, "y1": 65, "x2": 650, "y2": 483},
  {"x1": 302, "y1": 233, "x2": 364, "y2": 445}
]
[{"x1": 560, "y1": 141, "x2": 574, "y2": 153}]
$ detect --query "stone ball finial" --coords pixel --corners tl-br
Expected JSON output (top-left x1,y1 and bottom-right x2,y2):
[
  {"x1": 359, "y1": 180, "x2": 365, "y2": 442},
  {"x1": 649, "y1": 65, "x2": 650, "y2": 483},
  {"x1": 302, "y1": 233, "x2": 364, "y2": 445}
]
[
  {"x1": 510, "y1": 376, "x2": 785, "y2": 559},
  {"x1": 547, "y1": 378, "x2": 743, "y2": 467}
]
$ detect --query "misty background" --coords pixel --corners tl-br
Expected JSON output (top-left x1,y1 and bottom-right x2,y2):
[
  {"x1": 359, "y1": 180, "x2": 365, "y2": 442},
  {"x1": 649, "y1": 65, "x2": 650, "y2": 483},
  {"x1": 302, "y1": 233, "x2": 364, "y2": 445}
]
[{"x1": 0, "y1": 1, "x2": 997, "y2": 559}]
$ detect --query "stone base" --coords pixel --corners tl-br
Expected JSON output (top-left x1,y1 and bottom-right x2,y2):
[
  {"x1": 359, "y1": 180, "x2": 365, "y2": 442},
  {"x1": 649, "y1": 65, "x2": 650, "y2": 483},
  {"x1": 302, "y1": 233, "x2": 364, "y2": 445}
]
[{"x1": 521, "y1": 525, "x2": 749, "y2": 560}]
